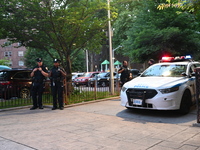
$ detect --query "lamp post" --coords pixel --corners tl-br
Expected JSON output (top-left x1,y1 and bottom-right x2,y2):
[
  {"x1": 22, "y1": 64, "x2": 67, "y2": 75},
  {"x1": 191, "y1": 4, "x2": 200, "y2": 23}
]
[
  {"x1": 112, "y1": 45, "x2": 122, "y2": 70},
  {"x1": 85, "y1": 50, "x2": 89, "y2": 72},
  {"x1": 107, "y1": 0, "x2": 114, "y2": 95}
]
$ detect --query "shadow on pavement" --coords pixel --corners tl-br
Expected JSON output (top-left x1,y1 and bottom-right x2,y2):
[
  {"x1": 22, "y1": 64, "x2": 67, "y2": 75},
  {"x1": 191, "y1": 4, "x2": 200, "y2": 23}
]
[{"x1": 116, "y1": 105, "x2": 197, "y2": 125}]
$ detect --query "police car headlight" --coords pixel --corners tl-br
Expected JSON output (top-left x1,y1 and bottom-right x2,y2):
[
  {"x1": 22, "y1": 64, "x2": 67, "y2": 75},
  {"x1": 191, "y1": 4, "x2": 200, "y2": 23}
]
[
  {"x1": 121, "y1": 86, "x2": 127, "y2": 92},
  {"x1": 159, "y1": 86, "x2": 179, "y2": 94}
]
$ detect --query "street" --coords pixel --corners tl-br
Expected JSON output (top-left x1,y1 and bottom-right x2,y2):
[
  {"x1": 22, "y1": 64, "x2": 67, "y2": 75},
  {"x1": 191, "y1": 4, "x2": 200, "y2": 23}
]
[{"x1": 0, "y1": 98, "x2": 200, "y2": 150}]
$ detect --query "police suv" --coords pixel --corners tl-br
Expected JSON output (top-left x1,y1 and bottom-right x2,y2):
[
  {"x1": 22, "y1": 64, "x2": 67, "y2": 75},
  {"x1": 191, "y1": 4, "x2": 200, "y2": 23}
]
[{"x1": 120, "y1": 55, "x2": 200, "y2": 114}]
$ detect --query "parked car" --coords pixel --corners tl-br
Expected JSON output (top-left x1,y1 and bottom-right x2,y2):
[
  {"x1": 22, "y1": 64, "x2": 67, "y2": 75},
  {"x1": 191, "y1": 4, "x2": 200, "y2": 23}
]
[
  {"x1": 97, "y1": 72, "x2": 117, "y2": 87},
  {"x1": 0, "y1": 65, "x2": 11, "y2": 70},
  {"x1": 73, "y1": 72, "x2": 100, "y2": 86},
  {"x1": 0, "y1": 69, "x2": 50, "y2": 99},
  {"x1": 88, "y1": 72, "x2": 120, "y2": 87},
  {"x1": 88, "y1": 72, "x2": 109, "y2": 87},
  {"x1": 72, "y1": 72, "x2": 84, "y2": 81}
]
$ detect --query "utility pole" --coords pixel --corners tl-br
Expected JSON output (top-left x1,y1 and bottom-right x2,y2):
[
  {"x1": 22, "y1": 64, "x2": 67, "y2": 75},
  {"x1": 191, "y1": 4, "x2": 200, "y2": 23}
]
[{"x1": 107, "y1": 0, "x2": 114, "y2": 95}]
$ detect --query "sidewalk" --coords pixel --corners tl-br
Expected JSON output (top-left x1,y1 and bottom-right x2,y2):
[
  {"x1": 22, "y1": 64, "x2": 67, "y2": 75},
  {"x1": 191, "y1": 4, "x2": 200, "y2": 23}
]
[{"x1": 0, "y1": 98, "x2": 200, "y2": 150}]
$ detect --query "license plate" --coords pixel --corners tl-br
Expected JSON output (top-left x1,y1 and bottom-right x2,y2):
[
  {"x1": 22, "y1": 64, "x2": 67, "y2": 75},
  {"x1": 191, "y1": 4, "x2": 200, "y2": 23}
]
[{"x1": 132, "y1": 99, "x2": 142, "y2": 105}]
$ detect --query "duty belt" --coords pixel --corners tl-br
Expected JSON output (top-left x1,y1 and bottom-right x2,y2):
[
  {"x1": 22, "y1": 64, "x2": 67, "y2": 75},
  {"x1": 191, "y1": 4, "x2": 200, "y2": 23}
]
[
  {"x1": 52, "y1": 77, "x2": 62, "y2": 82},
  {"x1": 33, "y1": 79, "x2": 44, "y2": 83}
]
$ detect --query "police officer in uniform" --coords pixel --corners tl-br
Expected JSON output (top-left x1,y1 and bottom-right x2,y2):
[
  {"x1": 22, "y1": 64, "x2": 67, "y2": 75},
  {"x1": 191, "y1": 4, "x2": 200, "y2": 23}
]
[
  {"x1": 49, "y1": 59, "x2": 66, "y2": 110},
  {"x1": 118, "y1": 60, "x2": 132, "y2": 87},
  {"x1": 30, "y1": 58, "x2": 48, "y2": 110}
]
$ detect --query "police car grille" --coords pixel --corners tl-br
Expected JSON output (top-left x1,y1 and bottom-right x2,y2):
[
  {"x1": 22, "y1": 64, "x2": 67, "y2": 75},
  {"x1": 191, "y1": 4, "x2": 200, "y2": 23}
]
[
  {"x1": 126, "y1": 88, "x2": 157, "y2": 107},
  {"x1": 126, "y1": 88, "x2": 157, "y2": 99}
]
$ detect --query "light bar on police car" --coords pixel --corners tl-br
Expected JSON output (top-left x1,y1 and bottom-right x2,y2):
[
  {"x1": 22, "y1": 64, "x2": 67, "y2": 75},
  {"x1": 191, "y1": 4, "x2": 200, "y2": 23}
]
[{"x1": 161, "y1": 55, "x2": 192, "y2": 62}]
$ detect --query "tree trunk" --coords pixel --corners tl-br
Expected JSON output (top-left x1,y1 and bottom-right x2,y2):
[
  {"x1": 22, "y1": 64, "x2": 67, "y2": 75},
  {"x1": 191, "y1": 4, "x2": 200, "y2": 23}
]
[{"x1": 63, "y1": 55, "x2": 73, "y2": 97}]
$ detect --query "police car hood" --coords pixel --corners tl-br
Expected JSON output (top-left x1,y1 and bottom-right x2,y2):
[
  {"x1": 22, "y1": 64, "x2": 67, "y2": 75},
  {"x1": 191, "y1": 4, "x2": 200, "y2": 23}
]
[{"x1": 124, "y1": 76, "x2": 189, "y2": 89}]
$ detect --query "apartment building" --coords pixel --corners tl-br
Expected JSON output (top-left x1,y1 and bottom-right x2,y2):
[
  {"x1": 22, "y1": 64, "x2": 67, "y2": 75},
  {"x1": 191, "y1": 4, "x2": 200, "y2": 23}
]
[{"x1": 0, "y1": 39, "x2": 27, "y2": 68}]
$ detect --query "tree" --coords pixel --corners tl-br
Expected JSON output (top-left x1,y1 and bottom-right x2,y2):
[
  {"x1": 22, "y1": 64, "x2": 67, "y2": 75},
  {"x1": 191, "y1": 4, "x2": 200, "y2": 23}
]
[
  {"x1": 0, "y1": 58, "x2": 10, "y2": 66},
  {"x1": 0, "y1": 0, "x2": 115, "y2": 82},
  {"x1": 24, "y1": 48, "x2": 58, "y2": 69},
  {"x1": 113, "y1": 0, "x2": 200, "y2": 62},
  {"x1": 24, "y1": 47, "x2": 86, "y2": 72}
]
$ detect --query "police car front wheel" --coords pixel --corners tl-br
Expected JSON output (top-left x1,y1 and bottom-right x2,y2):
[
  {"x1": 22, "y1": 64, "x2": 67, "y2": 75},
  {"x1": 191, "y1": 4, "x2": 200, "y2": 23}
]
[{"x1": 179, "y1": 90, "x2": 192, "y2": 115}]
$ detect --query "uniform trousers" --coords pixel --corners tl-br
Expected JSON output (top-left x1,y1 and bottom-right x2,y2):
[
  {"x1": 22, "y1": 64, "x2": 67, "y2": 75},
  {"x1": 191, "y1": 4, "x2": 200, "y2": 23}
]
[
  {"x1": 51, "y1": 81, "x2": 64, "y2": 108},
  {"x1": 31, "y1": 82, "x2": 45, "y2": 107}
]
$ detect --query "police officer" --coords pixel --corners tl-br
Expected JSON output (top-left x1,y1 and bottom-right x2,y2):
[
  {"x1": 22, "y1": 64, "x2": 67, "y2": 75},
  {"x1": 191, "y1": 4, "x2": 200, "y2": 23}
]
[
  {"x1": 118, "y1": 60, "x2": 131, "y2": 87},
  {"x1": 30, "y1": 58, "x2": 49, "y2": 110},
  {"x1": 148, "y1": 59, "x2": 155, "y2": 66},
  {"x1": 49, "y1": 59, "x2": 66, "y2": 110}
]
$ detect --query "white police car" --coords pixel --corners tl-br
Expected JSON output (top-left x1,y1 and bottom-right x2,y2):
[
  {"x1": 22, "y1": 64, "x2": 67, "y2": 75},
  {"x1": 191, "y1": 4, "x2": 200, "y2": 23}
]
[{"x1": 120, "y1": 55, "x2": 200, "y2": 114}]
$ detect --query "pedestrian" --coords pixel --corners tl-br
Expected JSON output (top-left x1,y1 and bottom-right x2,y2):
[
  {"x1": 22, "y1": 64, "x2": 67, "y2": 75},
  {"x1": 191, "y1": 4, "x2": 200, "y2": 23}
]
[
  {"x1": 49, "y1": 59, "x2": 66, "y2": 110},
  {"x1": 30, "y1": 58, "x2": 49, "y2": 110},
  {"x1": 148, "y1": 59, "x2": 155, "y2": 66},
  {"x1": 118, "y1": 60, "x2": 131, "y2": 87}
]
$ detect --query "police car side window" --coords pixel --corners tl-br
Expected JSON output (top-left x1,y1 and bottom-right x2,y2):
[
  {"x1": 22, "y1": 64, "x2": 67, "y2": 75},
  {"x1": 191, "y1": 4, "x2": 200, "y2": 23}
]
[
  {"x1": 190, "y1": 64, "x2": 200, "y2": 73},
  {"x1": 189, "y1": 64, "x2": 200, "y2": 76}
]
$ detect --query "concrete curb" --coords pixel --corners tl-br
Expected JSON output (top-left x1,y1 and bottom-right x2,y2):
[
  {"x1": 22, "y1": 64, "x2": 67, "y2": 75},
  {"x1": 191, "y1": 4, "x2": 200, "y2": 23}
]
[{"x1": 0, "y1": 96, "x2": 120, "y2": 112}]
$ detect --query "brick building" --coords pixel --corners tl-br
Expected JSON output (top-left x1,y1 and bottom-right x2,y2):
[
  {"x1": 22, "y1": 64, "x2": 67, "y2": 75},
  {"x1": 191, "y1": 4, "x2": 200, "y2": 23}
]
[{"x1": 0, "y1": 39, "x2": 27, "y2": 68}]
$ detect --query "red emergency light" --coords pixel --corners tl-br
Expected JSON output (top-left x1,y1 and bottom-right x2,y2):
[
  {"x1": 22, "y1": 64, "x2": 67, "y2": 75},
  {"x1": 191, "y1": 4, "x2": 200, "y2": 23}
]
[
  {"x1": 161, "y1": 57, "x2": 174, "y2": 62},
  {"x1": 161, "y1": 55, "x2": 192, "y2": 62}
]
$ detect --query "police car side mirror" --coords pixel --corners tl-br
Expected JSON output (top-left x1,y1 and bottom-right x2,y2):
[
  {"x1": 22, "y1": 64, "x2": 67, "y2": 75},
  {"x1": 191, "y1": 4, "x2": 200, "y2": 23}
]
[
  {"x1": 181, "y1": 72, "x2": 187, "y2": 77},
  {"x1": 191, "y1": 72, "x2": 195, "y2": 76}
]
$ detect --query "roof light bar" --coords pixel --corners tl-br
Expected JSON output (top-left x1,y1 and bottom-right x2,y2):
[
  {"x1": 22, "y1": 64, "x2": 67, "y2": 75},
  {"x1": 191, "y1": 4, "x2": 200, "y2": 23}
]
[
  {"x1": 185, "y1": 55, "x2": 192, "y2": 59},
  {"x1": 161, "y1": 55, "x2": 192, "y2": 62}
]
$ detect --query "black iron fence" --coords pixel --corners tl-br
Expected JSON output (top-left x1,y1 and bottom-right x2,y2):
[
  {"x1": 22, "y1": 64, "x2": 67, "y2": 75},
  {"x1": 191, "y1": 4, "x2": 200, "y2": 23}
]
[
  {"x1": 0, "y1": 80, "x2": 121, "y2": 109},
  {"x1": 195, "y1": 68, "x2": 200, "y2": 123}
]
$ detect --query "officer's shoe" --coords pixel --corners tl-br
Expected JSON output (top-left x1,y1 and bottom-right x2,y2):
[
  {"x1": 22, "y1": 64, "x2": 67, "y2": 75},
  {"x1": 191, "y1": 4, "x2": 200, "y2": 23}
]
[
  {"x1": 39, "y1": 106, "x2": 44, "y2": 109},
  {"x1": 52, "y1": 107, "x2": 57, "y2": 110},
  {"x1": 30, "y1": 106, "x2": 38, "y2": 110},
  {"x1": 59, "y1": 107, "x2": 64, "y2": 110}
]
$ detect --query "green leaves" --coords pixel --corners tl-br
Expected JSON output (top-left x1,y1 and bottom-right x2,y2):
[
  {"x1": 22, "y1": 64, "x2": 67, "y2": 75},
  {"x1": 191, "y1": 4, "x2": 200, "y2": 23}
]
[
  {"x1": 0, "y1": 0, "x2": 114, "y2": 74},
  {"x1": 113, "y1": 0, "x2": 200, "y2": 62}
]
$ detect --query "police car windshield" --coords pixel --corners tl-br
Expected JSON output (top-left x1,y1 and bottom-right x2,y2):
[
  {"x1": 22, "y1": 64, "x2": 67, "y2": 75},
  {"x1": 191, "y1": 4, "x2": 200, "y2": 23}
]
[{"x1": 141, "y1": 64, "x2": 187, "y2": 77}]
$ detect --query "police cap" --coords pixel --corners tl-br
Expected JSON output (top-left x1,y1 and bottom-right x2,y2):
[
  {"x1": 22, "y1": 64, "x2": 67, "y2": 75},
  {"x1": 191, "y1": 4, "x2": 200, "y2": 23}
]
[
  {"x1": 53, "y1": 59, "x2": 61, "y2": 63},
  {"x1": 36, "y1": 58, "x2": 42, "y2": 62}
]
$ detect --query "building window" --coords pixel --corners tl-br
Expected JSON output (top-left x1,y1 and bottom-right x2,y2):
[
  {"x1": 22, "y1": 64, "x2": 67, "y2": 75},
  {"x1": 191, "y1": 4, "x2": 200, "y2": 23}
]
[
  {"x1": 4, "y1": 41, "x2": 12, "y2": 47},
  {"x1": 4, "y1": 51, "x2": 12, "y2": 57},
  {"x1": 18, "y1": 42, "x2": 22, "y2": 46},
  {"x1": 19, "y1": 61, "x2": 24, "y2": 66},
  {"x1": 18, "y1": 51, "x2": 24, "y2": 56}
]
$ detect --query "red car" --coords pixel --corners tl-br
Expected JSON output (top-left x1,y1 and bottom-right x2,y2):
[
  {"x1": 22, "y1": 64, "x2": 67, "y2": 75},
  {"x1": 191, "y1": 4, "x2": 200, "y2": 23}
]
[{"x1": 73, "y1": 72, "x2": 100, "y2": 86}]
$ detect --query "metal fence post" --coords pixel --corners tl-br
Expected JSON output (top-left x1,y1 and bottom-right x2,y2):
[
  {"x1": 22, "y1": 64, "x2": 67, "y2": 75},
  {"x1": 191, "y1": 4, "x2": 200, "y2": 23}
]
[{"x1": 195, "y1": 67, "x2": 200, "y2": 123}]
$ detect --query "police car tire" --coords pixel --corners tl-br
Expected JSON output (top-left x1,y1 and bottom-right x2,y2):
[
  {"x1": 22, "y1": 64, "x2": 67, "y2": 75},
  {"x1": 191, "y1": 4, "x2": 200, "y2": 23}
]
[{"x1": 179, "y1": 90, "x2": 191, "y2": 114}]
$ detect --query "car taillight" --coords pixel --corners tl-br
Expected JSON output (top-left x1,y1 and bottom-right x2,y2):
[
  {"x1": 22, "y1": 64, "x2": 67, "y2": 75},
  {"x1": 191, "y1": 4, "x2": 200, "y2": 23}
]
[{"x1": 0, "y1": 81, "x2": 11, "y2": 85}]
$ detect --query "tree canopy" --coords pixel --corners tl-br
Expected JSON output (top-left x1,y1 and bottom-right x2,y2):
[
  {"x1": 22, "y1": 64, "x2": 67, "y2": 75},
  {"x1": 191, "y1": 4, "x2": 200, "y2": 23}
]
[
  {"x1": 0, "y1": 0, "x2": 115, "y2": 80},
  {"x1": 113, "y1": 0, "x2": 200, "y2": 63}
]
